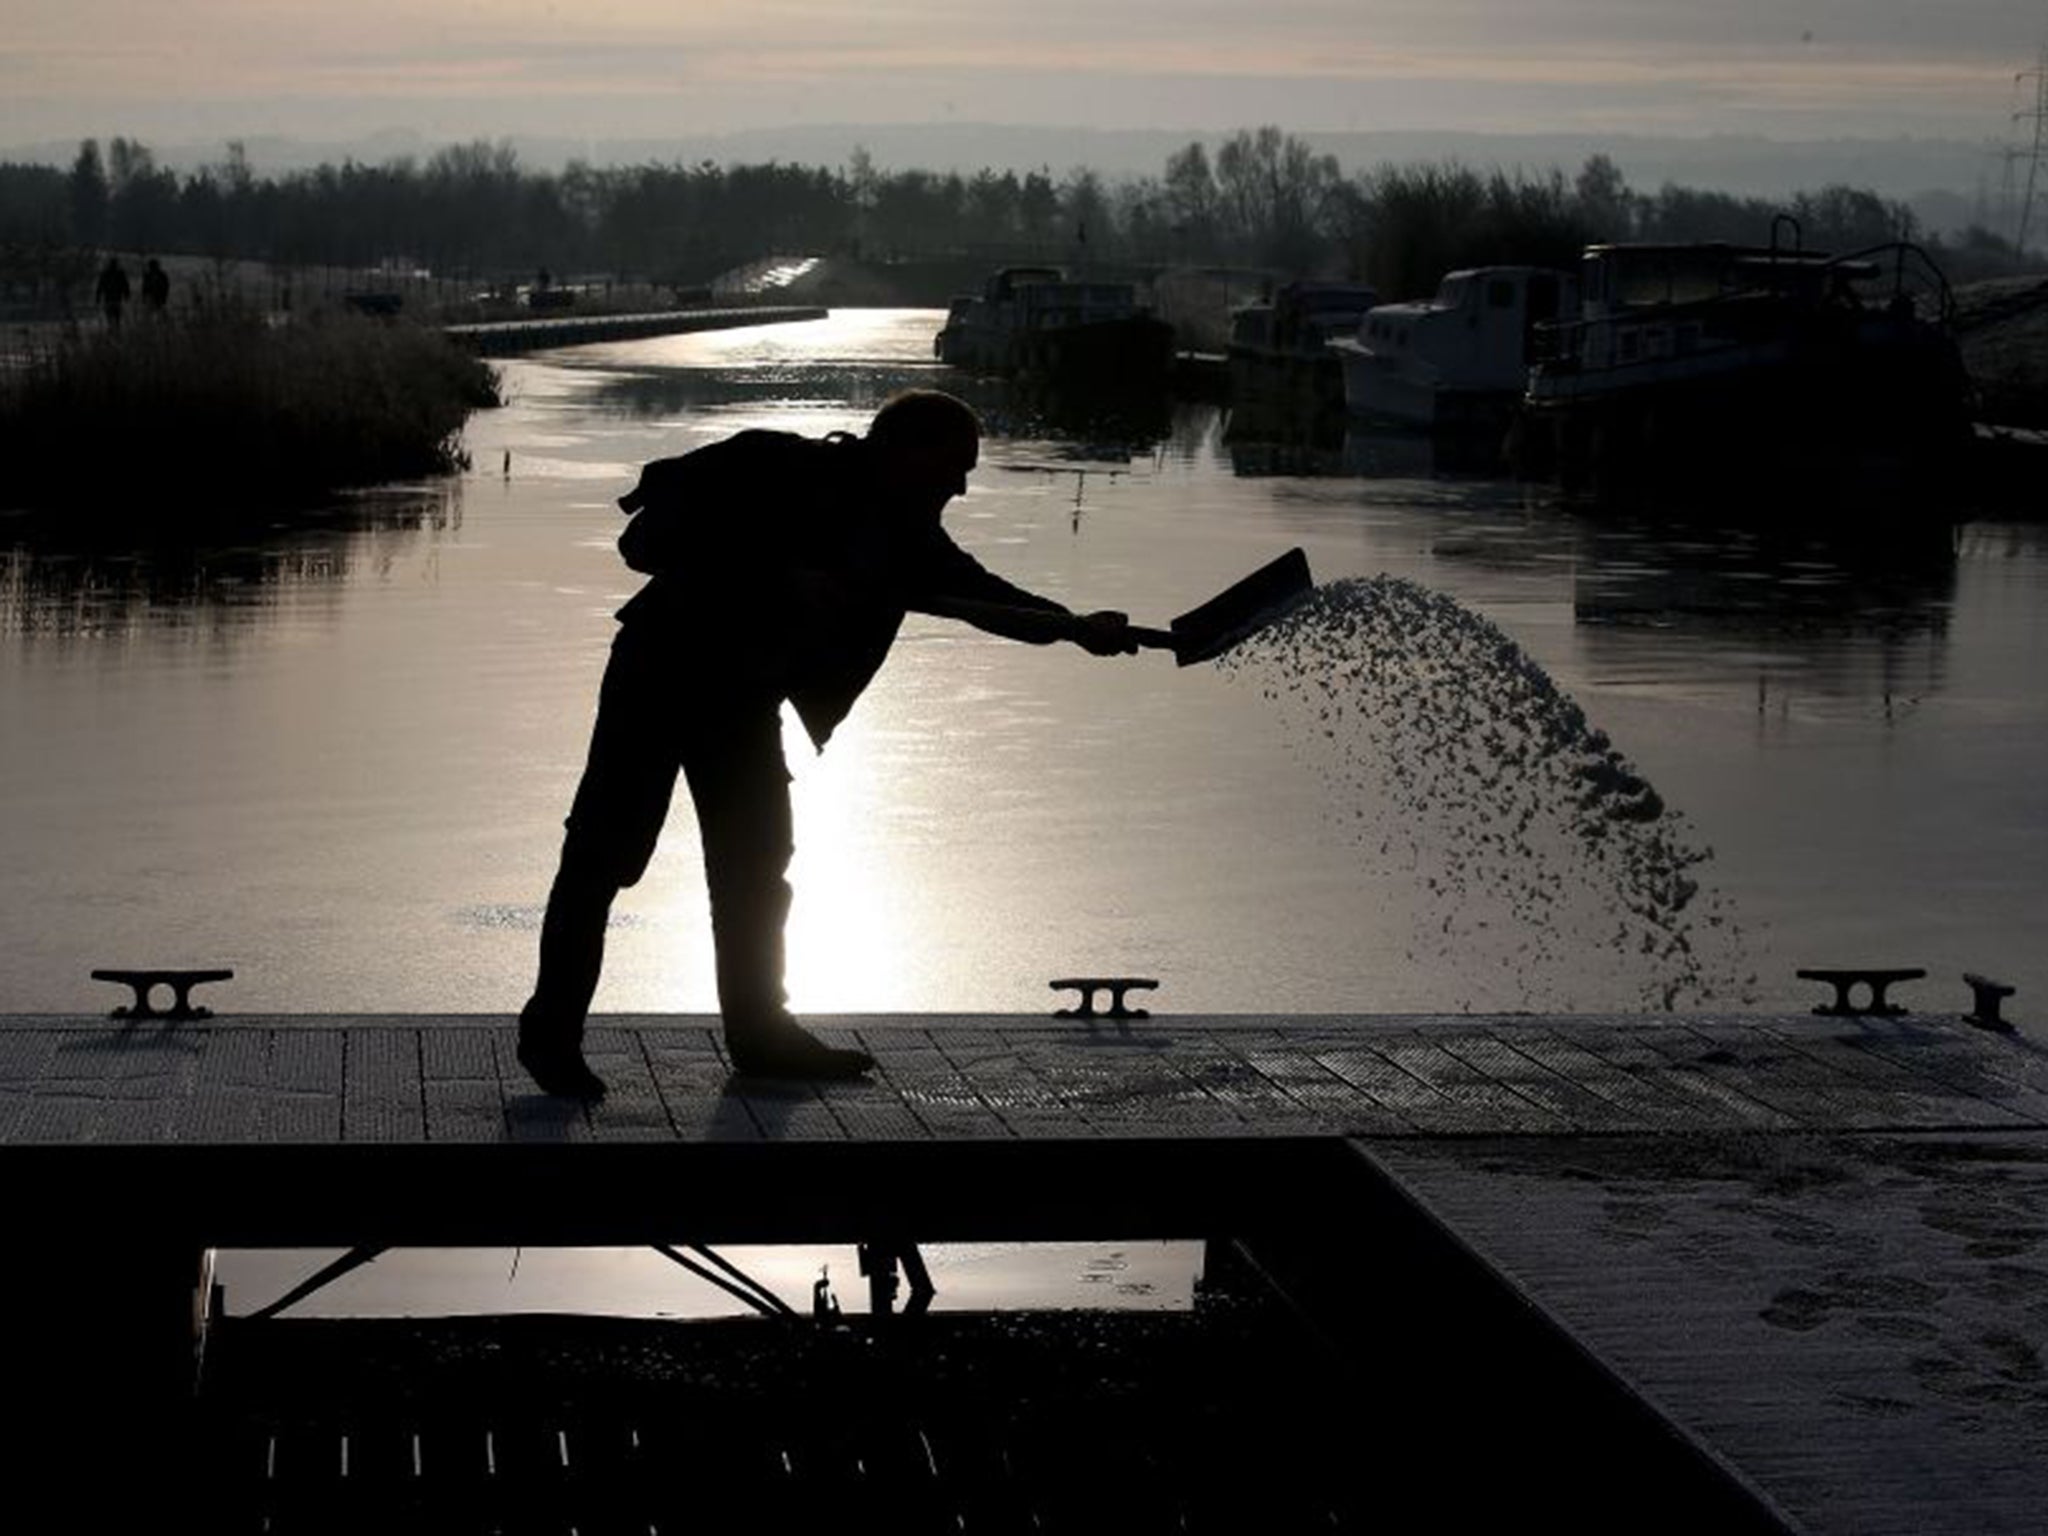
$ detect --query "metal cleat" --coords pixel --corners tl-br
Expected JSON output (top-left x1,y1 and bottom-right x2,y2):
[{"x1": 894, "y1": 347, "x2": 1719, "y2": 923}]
[
  {"x1": 1050, "y1": 976, "x2": 1158, "y2": 1021},
  {"x1": 91, "y1": 967, "x2": 233, "y2": 1021},
  {"x1": 1796, "y1": 967, "x2": 1925, "y2": 1017},
  {"x1": 1963, "y1": 973, "x2": 2017, "y2": 1033}
]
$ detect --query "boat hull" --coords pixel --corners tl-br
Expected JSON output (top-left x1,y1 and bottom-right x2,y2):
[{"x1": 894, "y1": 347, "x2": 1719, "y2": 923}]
[{"x1": 1516, "y1": 318, "x2": 1973, "y2": 509}]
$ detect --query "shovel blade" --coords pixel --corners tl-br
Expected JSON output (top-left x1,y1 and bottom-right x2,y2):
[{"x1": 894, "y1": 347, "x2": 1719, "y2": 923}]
[{"x1": 1169, "y1": 547, "x2": 1314, "y2": 665}]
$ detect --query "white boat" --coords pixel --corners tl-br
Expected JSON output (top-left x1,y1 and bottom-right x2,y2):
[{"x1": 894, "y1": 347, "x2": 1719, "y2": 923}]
[{"x1": 1333, "y1": 266, "x2": 1575, "y2": 434}]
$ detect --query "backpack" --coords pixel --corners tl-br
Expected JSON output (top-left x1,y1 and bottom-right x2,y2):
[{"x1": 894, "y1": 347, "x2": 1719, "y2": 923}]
[{"x1": 615, "y1": 429, "x2": 858, "y2": 576}]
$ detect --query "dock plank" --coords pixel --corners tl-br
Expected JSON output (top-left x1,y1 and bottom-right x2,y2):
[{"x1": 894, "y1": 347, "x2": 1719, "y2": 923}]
[
  {"x1": 265, "y1": 1028, "x2": 344, "y2": 1143},
  {"x1": 1161, "y1": 1034, "x2": 1333, "y2": 1135},
  {"x1": 168, "y1": 1027, "x2": 270, "y2": 1144},
  {"x1": 343, "y1": 1029, "x2": 425, "y2": 1144},
  {"x1": 635, "y1": 1025, "x2": 759, "y2": 1143},
  {"x1": 1235, "y1": 1035, "x2": 1415, "y2": 1135},
  {"x1": 1002, "y1": 1029, "x2": 1245, "y2": 1138},
  {"x1": 1837, "y1": 1021, "x2": 2048, "y2": 1124},
  {"x1": 577, "y1": 1028, "x2": 676, "y2": 1144},
  {"x1": 1435, "y1": 1030, "x2": 1653, "y2": 1133},
  {"x1": 1299, "y1": 1035, "x2": 1523, "y2": 1135},
  {"x1": 0, "y1": 1032, "x2": 68, "y2": 1142},
  {"x1": 813, "y1": 1025, "x2": 939, "y2": 1141},
  {"x1": 928, "y1": 1028, "x2": 1100, "y2": 1138},
  {"x1": 420, "y1": 1029, "x2": 506, "y2": 1144},
  {"x1": 1494, "y1": 1026, "x2": 1715, "y2": 1133},
  {"x1": 841, "y1": 1029, "x2": 1009, "y2": 1141},
  {"x1": 1674, "y1": 1020, "x2": 1954, "y2": 1131},
  {"x1": 704, "y1": 1029, "x2": 854, "y2": 1143},
  {"x1": 1597, "y1": 1025, "x2": 1808, "y2": 1130},
  {"x1": 1300, "y1": 1041, "x2": 1478, "y2": 1134},
  {"x1": 1749, "y1": 1020, "x2": 2033, "y2": 1130}
]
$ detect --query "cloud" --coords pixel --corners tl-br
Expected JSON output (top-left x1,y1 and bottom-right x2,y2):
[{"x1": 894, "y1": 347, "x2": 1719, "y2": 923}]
[{"x1": 4, "y1": 0, "x2": 2038, "y2": 140}]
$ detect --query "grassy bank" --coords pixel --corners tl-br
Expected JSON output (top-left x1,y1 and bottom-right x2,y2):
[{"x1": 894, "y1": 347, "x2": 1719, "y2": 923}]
[{"x1": 0, "y1": 308, "x2": 499, "y2": 517}]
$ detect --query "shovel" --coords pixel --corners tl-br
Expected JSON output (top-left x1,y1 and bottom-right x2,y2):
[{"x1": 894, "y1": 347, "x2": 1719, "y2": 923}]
[{"x1": 1126, "y1": 547, "x2": 1314, "y2": 666}]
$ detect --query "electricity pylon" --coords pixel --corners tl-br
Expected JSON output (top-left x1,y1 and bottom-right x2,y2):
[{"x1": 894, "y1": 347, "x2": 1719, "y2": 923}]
[{"x1": 2014, "y1": 45, "x2": 2048, "y2": 255}]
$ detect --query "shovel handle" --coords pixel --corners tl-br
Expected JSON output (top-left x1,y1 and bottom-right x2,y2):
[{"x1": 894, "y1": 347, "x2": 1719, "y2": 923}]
[{"x1": 1126, "y1": 625, "x2": 1176, "y2": 652}]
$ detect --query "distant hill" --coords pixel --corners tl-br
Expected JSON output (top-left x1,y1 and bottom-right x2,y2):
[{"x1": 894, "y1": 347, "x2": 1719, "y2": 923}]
[{"x1": 1, "y1": 122, "x2": 2013, "y2": 235}]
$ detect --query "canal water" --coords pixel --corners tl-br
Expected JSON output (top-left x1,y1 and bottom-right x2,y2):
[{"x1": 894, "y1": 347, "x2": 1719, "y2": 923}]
[{"x1": 5, "y1": 309, "x2": 2045, "y2": 1317}]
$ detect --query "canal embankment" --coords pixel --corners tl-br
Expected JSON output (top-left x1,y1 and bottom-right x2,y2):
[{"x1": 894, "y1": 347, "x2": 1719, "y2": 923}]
[{"x1": 443, "y1": 303, "x2": 827, "y2": 357}]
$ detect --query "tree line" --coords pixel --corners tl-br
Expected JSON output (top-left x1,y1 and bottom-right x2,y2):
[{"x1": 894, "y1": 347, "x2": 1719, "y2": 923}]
[{"x1": 1, "y1": 128, "x2": 2035, "y2": 308}]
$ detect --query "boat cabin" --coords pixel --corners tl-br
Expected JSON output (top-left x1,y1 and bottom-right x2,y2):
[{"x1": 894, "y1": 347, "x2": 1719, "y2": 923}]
[
  {"x1": 1336, "y1": 266, "x2": 1575, "y2": 428},
  {"x1": 1546, "y1": 242, "x2": 1896, "y2": 375},
  {"x1": 1352, "y1": 268, "x2": 1573, "y2": 382},
  {"x1": 1230, "y1": 280, "x2": 1380, "y2": 360}
]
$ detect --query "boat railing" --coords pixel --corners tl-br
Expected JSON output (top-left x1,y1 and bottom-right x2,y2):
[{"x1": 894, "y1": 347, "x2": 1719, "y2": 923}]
[{"x1": 1827, "y1": 241, "x2": 1956, "y2": 328}]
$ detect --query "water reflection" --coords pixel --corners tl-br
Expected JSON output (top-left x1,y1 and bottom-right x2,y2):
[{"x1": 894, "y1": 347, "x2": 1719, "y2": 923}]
[
  {"x1": 576, "y1": 354, "x2": 1189, "y2": 458},
  {"x1": 1224, "y1": 402, "x2": 1512, "y2": 481},
  {"x1": 1, "y1": 487, "x2": 462, "y2": 640},
  {"x1": 1570, "y1": 517, "x2": 1957, "y2": 641},
  {"x1": 6, "y1": 308, "x2": 2038, "y2": 1028}
]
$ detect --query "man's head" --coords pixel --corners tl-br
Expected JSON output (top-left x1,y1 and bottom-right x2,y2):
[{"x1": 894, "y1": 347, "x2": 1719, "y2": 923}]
[{"x1": 866, "y1": 389, "x2": 980, "y2": 522}]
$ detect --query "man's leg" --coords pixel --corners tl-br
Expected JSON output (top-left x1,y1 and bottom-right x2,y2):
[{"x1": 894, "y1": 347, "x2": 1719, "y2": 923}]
[
  {"x1": 685, "y1": 701, "x2": 873, "y2": 1079},
  {"x1": 520, "y1": 635, "x2": 679, "y2": 1098},
  {"x1": 518, "y1": 861, "x2": 621, "y2": 1096}
]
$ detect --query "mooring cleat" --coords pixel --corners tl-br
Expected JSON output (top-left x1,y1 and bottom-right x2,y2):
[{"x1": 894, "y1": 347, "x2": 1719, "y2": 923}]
[
  {"x1": 91, "y1": 968, "x2": 232, "y2": 1021},
  {"x1": 1050, "y1": 976, "x2": 1159, "y2": 1021},
  {"x1": 1963, "y1": 972, "x2": 2017, "y2": 1033},
  {"x1": 1796, "y1": 967, "x2": 1926, "y2": 1018}
]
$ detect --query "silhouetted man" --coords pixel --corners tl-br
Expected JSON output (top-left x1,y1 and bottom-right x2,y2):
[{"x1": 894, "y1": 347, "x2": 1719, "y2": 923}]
[
  {"x1": 518, "y1": 389, "x2": 1137, "y2": 1095},
  {"x1": 94, "y1": 256, "x2": 130, "y2": 329},
  {"x1": 140, "y1": 258, "x2": 170, "y2": 315}
]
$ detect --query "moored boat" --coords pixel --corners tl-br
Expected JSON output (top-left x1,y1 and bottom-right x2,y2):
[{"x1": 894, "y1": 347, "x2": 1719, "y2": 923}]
[
  {"x1": 935, "y1": 267, "x2": 1174, "y2": 394},
  {"x1": 1333, "y1": 266, "x2": 1575, "y2": 446},
  {"x1": 1226, "y1": 280, "x2": 1379, "y2": 415},
  {"x1": 1512, "y1": 230, "x2": 1972, "y2": 508}
]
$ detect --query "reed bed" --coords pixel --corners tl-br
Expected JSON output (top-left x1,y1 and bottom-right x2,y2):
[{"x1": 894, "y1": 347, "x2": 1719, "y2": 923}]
[{"x1": 0, "y1": 307, "x2": 499, "y2": 517}]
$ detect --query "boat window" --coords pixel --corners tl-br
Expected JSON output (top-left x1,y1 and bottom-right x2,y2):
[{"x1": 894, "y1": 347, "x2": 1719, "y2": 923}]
[
  {"x1": 1617, "y1": 256, "x2": 1725, "y2": 307},
  {"x1": 1488, "y1": 279, "x2": 1516, "y2": 308}
]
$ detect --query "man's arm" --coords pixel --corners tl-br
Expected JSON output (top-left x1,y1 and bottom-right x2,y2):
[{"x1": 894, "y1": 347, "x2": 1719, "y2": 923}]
[
  {"x1": 903, "y1": 533, "x2": 1136, "y2": 654},
  {"x1": 911, "y1": 591, "x2": 1136, "y2": 654}
]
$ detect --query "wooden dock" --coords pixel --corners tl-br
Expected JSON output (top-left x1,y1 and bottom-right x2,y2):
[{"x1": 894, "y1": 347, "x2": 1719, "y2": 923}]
[
  {"x1": 3, "y1": 1009, "x2": 2045, "y2": 1532},
  {"x1": 443, "y1": 305, "x2": 827, "y2": 357}
]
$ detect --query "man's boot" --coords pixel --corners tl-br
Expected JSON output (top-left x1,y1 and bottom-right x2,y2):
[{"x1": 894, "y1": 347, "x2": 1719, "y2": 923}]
[
  {"x1": 517, "y1": 997, "x2": 608, "y2": 1100},
  {"x1": 724, "y1": 1012, "x2": 875, "y2": 1080}
]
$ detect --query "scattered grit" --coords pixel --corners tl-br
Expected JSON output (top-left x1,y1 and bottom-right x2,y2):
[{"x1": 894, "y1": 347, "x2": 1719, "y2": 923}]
[{"x1": 1222, "y1": 576, "x2": 1755, "y2": 1012}]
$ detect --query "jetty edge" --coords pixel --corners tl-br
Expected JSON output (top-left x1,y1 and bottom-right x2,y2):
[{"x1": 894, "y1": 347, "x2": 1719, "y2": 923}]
[{"x1": 3, "y1": 1006, "x2": 2044, "y2": 1530}]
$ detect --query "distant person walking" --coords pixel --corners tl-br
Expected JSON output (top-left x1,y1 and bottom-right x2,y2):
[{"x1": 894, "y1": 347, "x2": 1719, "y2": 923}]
[
  {"x1": 140, "y1": 258, "x2": 170, "y2": 316},
  {"x1": 518, "y1": 389, "x2": 1138, "y2": 1096},
  {"x1": 94, "y1": 256, "x2": 130, "y2": 330}
]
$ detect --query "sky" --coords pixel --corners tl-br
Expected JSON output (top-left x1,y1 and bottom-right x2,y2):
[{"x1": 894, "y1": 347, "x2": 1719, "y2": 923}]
[{"x1": 5, "y1": 0, "x2": 2045, "y2": 152}]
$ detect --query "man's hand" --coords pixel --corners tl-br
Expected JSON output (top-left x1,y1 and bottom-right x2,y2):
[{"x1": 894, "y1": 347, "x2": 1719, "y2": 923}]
[{"x1": 1070, "y1": 610, "x2": 1139, "y2": 656}]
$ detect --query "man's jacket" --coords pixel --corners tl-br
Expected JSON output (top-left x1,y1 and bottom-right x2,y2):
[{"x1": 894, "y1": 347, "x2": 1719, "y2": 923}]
[{"x1": 614, "y1": 429, "x2": 1065, "y2": 750}]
